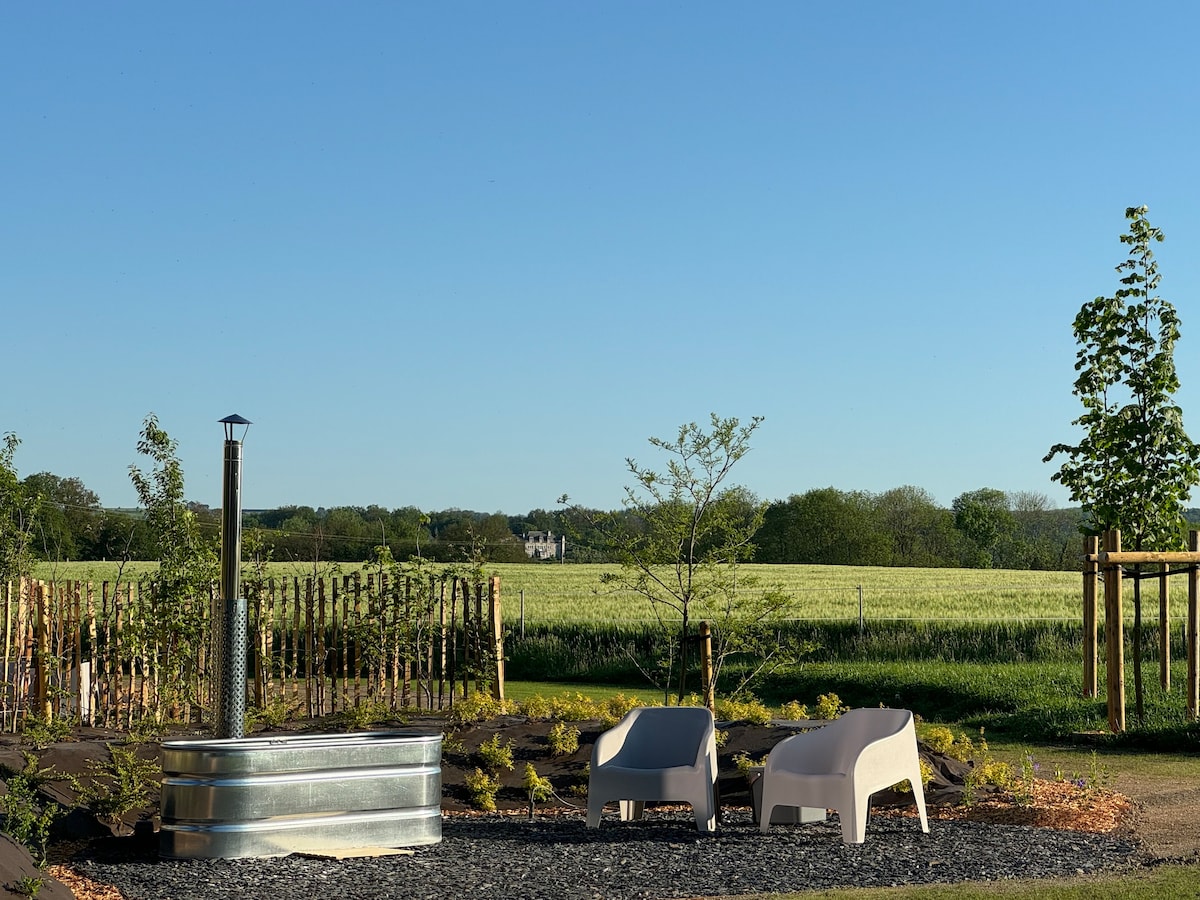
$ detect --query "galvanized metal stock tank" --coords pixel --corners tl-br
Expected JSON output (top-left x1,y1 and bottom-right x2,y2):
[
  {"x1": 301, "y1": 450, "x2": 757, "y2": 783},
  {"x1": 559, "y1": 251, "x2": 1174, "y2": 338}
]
[{"x1": 159, "y1": 730, "x2": 443, "y2": 859}]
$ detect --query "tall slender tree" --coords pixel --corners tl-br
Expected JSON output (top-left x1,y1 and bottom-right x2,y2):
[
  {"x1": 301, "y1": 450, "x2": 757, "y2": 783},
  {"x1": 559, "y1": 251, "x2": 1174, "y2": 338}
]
[
  {"x1": 562, "y1": 414, "x2": 790, "y2": 703},
  {"x1": 1045, "y1": 206, "x2": 1200, "y2": 722}
]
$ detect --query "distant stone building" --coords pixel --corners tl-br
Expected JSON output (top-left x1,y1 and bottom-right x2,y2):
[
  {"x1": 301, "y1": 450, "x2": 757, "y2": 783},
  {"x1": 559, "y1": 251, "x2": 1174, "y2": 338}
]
[{"x1": 521, "y1": 530, "x2": 566, "y2": 561}]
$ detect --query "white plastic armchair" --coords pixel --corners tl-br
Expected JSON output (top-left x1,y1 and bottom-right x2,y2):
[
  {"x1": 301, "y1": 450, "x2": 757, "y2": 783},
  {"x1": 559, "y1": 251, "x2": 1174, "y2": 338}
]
[
  {"x1": 758, "y1": 707, "x2": 929, "y2": 844},
  {"x1": 586, "y1": 706, "x2": 719, "y2": 833}
]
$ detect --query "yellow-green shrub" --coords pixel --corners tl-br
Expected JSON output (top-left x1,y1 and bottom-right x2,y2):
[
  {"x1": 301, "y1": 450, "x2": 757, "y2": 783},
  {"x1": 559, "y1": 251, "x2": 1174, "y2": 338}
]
[
  {"x1": 778, "y1": 700, "x2": 808, "y2": 720},
  {"x1": 519, "y1": 694, "x2": 553, "y2": 720},
  {"x1": 547, "y1": 722, "x2": 581, "y2": 757},
  {"x1": 813, "y1": 692, "x2": 848, "y2": 720},
  {"x1": 601, "y1": 693, "x2": 643, "y2": 726},
  {"x1": 464, "y1": 768, "x2": 500, "y2": 812},
  {"x1": 476, "y1": 734, "x2": 515, "y2": 773},
  {"x1": 449, "y1": 694, "x2": 508, "y2": 727},
  {"x1": 715, "y1": 695, "x2": 773, "y2": 725},
  {"x1": 521, "y1": 763, "x2": 553, "y2": 803}
]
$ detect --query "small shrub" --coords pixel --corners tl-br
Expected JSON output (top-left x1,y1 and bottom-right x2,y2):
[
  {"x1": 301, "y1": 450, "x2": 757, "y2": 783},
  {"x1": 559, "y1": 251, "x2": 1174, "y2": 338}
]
[
  {"x1": 20, "y1": 714, "x2": 72, "y2": 751},
  {"x1": 521, "y1": 763, "x2": 553, "y2": 816},
  {"x1": 519, "y1": 695, "x2": 553, "y2": 719},
  {"x1": 547, "y1": 722, "x2": 581, "y2": 757},
  {"x1": 918, "y1": 724, "x2": 980, "y2": 762},
  {"x1": 892, "y1": 757, "x2": 934, "y2": 792},
  {"x1": 449, "y1": 694, "x2": 508, "y2": 727},
  {"x1": 476, "y1": 734, "x2": 515, "y2": 773},
  {"x1": 714, "y1": 729, "x2": 729, "y2": 748},
  {"x1": 731, "y1": 751, "x2": 768, "y2": 777},
  {"x1": 778, "y1": 700, "x2": 808, "y2": 720},
  {"x1": 601, "y1": 693, "x2": 643, "y2": 726},
  {"x1": 715, "y1": 695, "x2": 773, "y2": 725},
  {"x1": 249, "y1": 695, "x2": 300, "y2": 730},
  {"x1": 918, "y1": 724, "x2": 957, "y2": 756},
  {"x1": 464, "y1": 768, "x2": 500, "y2": 812},
  {"x1": 549, "y1": 692, "x2": 601, "y2": 722},
  {"x1": 812, "y1": 692, "x2": 848, "y2": 720},
  {"x1": 69, "y1": 744, "x2": 159, "y2": 829},
  {"x1": 11, "y1": 876, "x2": 43, "y2": 898},
  {"x1": 1012, "y1": 754, "x2": 1038, "y2": 807},
  {"x1": 1, "y1": 755, "x2": 63, "y2": 866},
  {"x1": 338, "y1": 698, "x2": 393, "y2": 729}
]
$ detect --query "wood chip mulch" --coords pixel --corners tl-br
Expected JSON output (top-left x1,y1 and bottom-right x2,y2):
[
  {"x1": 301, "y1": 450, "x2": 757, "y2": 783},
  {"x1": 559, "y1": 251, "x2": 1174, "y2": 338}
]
[
  {"x1": 894, "y1": 781, "x2": 1135, "y2": 834},
  {"x1": 47, "y1": 863, "x2": 127, "y2": 900}
]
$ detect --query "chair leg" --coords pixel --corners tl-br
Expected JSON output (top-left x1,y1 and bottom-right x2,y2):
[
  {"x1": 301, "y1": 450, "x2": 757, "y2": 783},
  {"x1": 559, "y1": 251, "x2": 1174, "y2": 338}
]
[
  {"x1": 619, "y1": 800, "x2": 645, "y2": 821},
  {"x1": 586, "y1": 795, "x2": 604, "y2": 829},
  {"x1": 910, "y1": 770, "x2": 930, "y2": 834},
  {"x1": 758, "y1": 801, "x2": 775, "y2": 833},
  {"x1": 692, "y1": 795, "x2": 717, "y2": 833},
  {"x1": 841, "y1": 793, "x2": 871, "y2": 844}
]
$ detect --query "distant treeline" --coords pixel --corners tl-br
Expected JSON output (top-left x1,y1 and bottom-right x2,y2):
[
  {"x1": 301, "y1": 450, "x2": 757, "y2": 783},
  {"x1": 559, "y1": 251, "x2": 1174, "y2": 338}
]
[{"x1": 18, "y1": 471, "x2": 1200, "y2": 570}]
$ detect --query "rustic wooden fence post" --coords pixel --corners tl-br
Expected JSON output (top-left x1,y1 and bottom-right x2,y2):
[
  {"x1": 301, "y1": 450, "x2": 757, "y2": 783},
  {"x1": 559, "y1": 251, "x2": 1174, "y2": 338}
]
[
  {"x1": 1189, "y1": 531, "x2": 1199, "y2": 720},
  {"x1": 699, "y1": 621, "x2": 714, "y2": 713},
  {"x1": 1160, "y1": 561, "x2": 1171, "y2": 692},
  {"x1": 1083, "y1": 535, "x2": 1098, "y2": 698},
  {"x1": 1104, "y1": 529, "x2": 1125, "y2": 733},
  {"x1": 489, "y1": 575, "x2": 504, "y2": 703}
]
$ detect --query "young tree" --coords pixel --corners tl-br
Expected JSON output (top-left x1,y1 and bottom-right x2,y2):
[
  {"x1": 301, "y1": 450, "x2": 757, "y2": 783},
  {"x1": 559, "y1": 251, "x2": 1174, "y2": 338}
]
[
  {"x1": 1045, "y1": 206, "x2": 1200, "y2": 721},
  {"x1": 0, "y1": 434, "x2": 38, "y2": 589},
  {"x1": 562, "y1": 414, "x2": 790, "y2": 702},
  {"x1": 128, "y1": 414, "x2": 219, "y2": 720}
]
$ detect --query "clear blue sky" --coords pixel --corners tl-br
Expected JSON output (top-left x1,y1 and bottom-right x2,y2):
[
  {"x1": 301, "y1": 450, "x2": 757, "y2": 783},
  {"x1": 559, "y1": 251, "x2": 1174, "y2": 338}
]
[{"x1": 4, "y1": 2, "x2": 1200, "y2": 514}]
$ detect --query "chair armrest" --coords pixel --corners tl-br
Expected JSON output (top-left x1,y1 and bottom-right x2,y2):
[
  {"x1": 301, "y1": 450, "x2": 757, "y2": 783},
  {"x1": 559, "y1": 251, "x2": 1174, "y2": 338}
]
[{"x1": 592, "y1": 713, "x2": 637, "y2": 767}]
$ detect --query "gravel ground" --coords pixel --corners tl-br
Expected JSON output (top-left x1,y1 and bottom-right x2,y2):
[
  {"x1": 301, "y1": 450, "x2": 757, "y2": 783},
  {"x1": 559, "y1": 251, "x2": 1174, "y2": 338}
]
[{"x1": 74, "y1": 810, "x2": 1140, "y2": 900}]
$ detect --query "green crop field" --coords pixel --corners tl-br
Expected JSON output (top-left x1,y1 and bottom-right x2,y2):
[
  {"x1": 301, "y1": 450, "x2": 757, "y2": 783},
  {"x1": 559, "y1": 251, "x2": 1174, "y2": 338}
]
[{"x1": 28, "y1": 560, "x2": 1182, "y2": 627}]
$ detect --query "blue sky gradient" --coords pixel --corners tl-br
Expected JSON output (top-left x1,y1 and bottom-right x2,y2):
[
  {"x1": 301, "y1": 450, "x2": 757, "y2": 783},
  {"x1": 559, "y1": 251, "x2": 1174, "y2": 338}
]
[{"x1": 4, "y1": 2, "x2": 1200, "y2": 513}]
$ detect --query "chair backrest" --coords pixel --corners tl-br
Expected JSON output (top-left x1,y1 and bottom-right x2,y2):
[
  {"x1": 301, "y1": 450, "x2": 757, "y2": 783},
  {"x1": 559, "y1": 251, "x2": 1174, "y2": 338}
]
[
  {"x1": 766, "y1": 708, "x2": 915, "y2": 776},
  {"x1": 828, "y1": 708, "x2": 913, "y2": 769},
  {"x1": 609, "y1": 707, "x2": 713, "y2": 769}
]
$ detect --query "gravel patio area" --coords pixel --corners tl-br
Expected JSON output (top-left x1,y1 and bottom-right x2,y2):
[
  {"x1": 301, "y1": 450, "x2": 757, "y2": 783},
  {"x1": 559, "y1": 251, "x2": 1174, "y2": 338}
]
[{"x1": 73, "y1": 809, "x2": 1140, "y2": 900}]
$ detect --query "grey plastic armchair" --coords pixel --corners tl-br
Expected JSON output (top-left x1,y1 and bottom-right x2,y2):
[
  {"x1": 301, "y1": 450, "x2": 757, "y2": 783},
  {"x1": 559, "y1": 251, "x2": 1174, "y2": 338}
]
[
  {"x1": 586, "y1": 706, "x2": 718, "y2": 833},
  {"x1": 758, "y1": 707, "x2": 929, "y2": 843}
]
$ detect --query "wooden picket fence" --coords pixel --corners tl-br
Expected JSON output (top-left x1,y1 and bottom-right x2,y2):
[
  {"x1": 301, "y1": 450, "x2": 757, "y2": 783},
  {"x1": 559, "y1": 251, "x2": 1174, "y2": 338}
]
[{"x1": 0, "y1": 574, "x2": 504, "y2": 732}]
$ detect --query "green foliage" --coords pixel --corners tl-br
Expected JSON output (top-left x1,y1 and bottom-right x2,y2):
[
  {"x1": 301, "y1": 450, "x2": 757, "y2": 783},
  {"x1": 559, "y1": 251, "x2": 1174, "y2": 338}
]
[
  {"x1": 248, "y1": 695, "x2": 301, "y2": 730},
  {"x1": 19, "y1": 714, "x2": 73, "y2": 750},
  {"x1": 0, "y1": 433, "x2": 38, "y2": 587},
  {"x1": 476, "y1": 734, "x2": 515, "y2": 773},
  {"x1": 127, "y1": 415, "x2": 218, "y2": 720},
  {"x1": 521, "y1": 762, "x2": 553, "y2": 812},
  {"x1": 546, "y1": 722, "x2": 580, "y2": 757},
  {"x1": 11, "y1": 876, "x2": 44, "y2": 898},
  {"x1": 714, "y1": 694, "x2": 773, "y2": 725},
  {"x1": 463, "y1": 767, "x2": 500, "y2": 812},
  {"x1": 448, "y1": 693, "x2": 509, "y2": 727},
  {"x1": 732, "y1": 751, "x2": 768, "y2": 776},
  {"x1": 778, "y1": 700, "x2": 808, "y2": 720},
  {"x1": 563, "y1": 414, "x2": 796, "y2": 702},
  {"x1": 1046, "y1": 206, "x2": 1200, "y2": 550},
  {"x1": 917, "y1": 724, "x2": 986, "y2": 762},
  {"x1": 1046, "y1": 206, "x2": 1200, "y2": 724},
  {"x1": 812, "y1": 692, "x2": 848, "y2": 720},
  {"x1": 892, "y1": 757, "x2": 934, "y2": 793},
  {"x1": 953, "y1": 488, "x2": 1018, "y2": 568},
  {"x1": 0, "y1": 755, "x2": 62, "y2": 866},
  {"x1": 337, "y1": 698, "x2": 393, "y2": 729},
  {"x1": 69, "y1": 743, "x2": 159, "y2": 828}
]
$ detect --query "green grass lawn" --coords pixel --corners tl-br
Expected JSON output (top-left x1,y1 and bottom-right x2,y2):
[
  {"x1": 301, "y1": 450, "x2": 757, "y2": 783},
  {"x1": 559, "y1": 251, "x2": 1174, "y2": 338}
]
[{"x1": 747, "y1": 865, "x2": 1200, "y2": 900}]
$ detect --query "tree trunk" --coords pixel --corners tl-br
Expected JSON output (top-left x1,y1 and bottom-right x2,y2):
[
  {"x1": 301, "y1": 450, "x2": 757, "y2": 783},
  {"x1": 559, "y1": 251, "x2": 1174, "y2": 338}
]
[{"x1": 677, "y1": 611, "x2": 689, "y2": 703}]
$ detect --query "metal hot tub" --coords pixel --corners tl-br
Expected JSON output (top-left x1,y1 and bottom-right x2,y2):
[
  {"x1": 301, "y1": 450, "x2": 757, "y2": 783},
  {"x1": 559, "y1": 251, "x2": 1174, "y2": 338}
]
[{"x1": 159, "y1": 730, "x2": 442, "y2": 859}]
